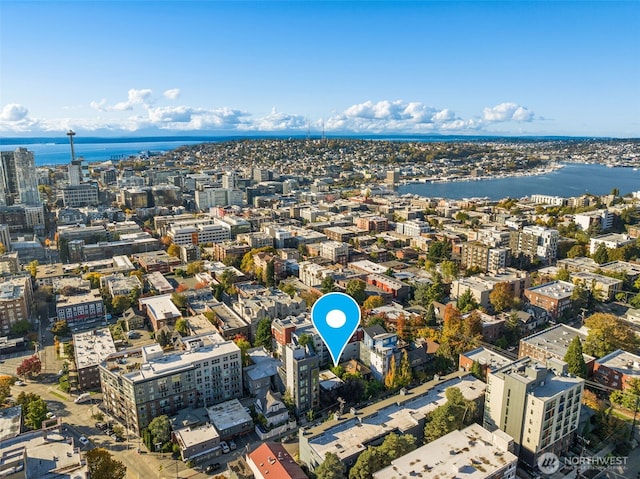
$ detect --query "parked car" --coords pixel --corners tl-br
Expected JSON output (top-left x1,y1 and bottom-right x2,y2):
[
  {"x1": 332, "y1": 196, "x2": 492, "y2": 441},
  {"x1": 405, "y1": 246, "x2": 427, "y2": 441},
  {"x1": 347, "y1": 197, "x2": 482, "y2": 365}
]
[
  {"x1": 78, "y1": 436, "x2": 89, "y2": 446},
  {"x1": 95, "y1": 422, "x2": 106, "y2": 430},
  {"x1": 14, "y1": 380, "x2": 25, "y2": 386},
  {"x1": 46, "y1": 412, "x2": 56, "y2": 419},
  {"x1": 220, "y1": 441, "x2": 230, "y2": 454},
  {"x1": 229, "y1": 439, "x2": 237, "y2": 450},
  {"x1": 74, "y1": 393, "x2": 91, "y2": 404},
  {"x1": 205, "y1": 463, "x2": 221, "y2": 473}
]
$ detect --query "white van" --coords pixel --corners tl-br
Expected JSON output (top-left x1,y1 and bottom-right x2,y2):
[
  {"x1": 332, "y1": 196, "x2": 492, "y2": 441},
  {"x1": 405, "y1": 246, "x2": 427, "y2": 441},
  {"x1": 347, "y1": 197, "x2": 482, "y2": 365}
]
[{"x1": 74, "y1": 393, "x2": 91, "y2": 404}]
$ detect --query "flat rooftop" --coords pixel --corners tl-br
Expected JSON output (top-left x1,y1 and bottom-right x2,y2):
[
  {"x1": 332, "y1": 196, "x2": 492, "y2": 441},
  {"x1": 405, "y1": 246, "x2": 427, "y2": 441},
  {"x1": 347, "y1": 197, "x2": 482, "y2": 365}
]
[
  {"x1": 520, "y1": 324, "x2": 592, "y2": 361},
  {"x1": 74, "y1": 328, "x2": 117, "y2": 369},
  {"x1": 373, "y1": 423, "x2": 517, "y2": 479},
  {"x1": 207, "y1": 399, "x2": 252, "y2": 431},
  {"x1": 304, "y1": 373, "x2": 485, "y2": 462},
  {"x1": 463, "y1": 347, "x2": 513, "y2": 371},
  {"x1": 526, "y1": 280, "x2": 574, "y2": 299},
  {"x1": 174, "y1": 423, "x2": 219, "y2": 449},
  {"x1": 596, "y1": 349, "x2": 640, "y2": 377}
]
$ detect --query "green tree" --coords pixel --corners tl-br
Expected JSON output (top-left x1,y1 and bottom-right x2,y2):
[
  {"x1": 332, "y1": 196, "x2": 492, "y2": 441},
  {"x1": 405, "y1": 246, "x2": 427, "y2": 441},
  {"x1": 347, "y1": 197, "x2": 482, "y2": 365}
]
[
  {"x1": 315, "y1": 452, "x2": 346, "y2": 479},
  {"x1": 555, "y1": 268, "x2": 571, "y2": 281},
  {"x1": 456, "y1": 288, "x2": 478, "y2": 313},
  {"x1": 10, "y1": 319, "x2": 32, "y2": 337},
  {"x1": 25, "y1": 397, "x2": 48, "y2": 429},
  {"x1": 171, "y1": 293, "x2": 187, "y2": 311},
  {"x1": 255, "y1": 318, "x2": 273, "y2": 351},
  {"x1": 148, "y1": 415, "x2": 171, "y2": 445},
  {"x1": 412, "y1": 275, "x2": 445, "y2": 309},
  {"x1": 384, "y1": 355, "x2": 397, "y2": 390},
  {"x1": 427, "y1": 240, "x2": 451, "y2": 263},
  {"x1": 265, "y1": 260, "x2": 275, "y2": 287},
  {"x1": 440, "y1": 260, "x2": 459, "y2": 283},
  {"x1": 471, "y1": 361, "x2": 484, "y2": 380},
  {"x1": 321, "y1": 276, "x2": 336, "y2": 294},
  {"x1": 219, "y1": 269, "x2": 237, "y2": 294},
  {"x1": 157, "y1": 330, "x2": 170, "y2": 347},
  {"x1": 564, "y1": 336, "x2": 588, "y2": 378},
  {"x1": 424, "y1": 387, "x2": 476, "y2": 443},
  {"x1": 349, "y1": 447, "x2": 386, "y2": 479},
  {"x1": 85, "y1": 448, "x2": 127, "y2": 479},
  {"x1": 346, "y1": 279, "x2": 367, "y2": 305},
  {"x1": 111, "y1": 295, "x2": 132, "y2": 315},
  {"x1": 424, "y1": 303, "x2": 437, "y2": 325},
  {"x1": 174, "y1": 318, "x2": 189, "y2": 335},
  {"x1": 378, "y1": 433, "x2": 416, "y2": 463},
  {"x1": 584, "y1": 313, "x2": 640, "y2": 357},
  {"x1": 567, "y1": 244, "x2": 586, "y2": 258},
  {"x1": 592, "y1": 243, "x2": 609, "y2": 264}
]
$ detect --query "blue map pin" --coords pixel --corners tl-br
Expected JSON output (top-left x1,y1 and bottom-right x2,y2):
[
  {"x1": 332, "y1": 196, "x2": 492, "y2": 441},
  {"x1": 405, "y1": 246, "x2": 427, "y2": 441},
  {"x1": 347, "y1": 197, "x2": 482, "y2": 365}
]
[{"x1": 311, "y1": 292, "x2": 361, "y2": 366}]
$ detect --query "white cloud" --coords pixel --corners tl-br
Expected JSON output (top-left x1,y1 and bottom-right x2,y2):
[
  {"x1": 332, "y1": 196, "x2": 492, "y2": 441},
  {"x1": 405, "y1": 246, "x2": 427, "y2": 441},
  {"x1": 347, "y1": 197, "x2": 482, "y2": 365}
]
[
  {"x1": 90, "y1": 88, "x2": 153, "y2": 112},
  {"x1": 328, "y1": 100, "x2": 475, "y2": 132},
  {"x1": 483, "y1": 102, "x2": 534, "y2": 122},
  {"x1": 1, "y1": 95, "x2": 540, "y2": 135},
  {"x1": 163, "y1": 88, "x2": 180, "y2": 100},
  {"x1": 0, "y1": 103, "x2": 29, "y2": 121},
  {"x1": 244, "y1": 108, "x2": 307, "y2": 131}
]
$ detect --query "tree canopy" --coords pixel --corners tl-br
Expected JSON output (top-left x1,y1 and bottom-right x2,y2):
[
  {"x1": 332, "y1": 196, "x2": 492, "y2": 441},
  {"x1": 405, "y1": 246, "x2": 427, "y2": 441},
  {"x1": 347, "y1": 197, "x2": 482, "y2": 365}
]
[
  {"x1": 583, "y1": 313, "x2": 640, "y2": 358},
  {"x1": 148, "y1": 415, "x2": 171, "y2": 445},
  {"x1": 315, "y1": 452, "x2": 346, "y2": 479},
  {"x1": 346, "y1": 279, "x2": 367, "y2": 305},
  {"x1": 85, "y1": 448, "x2": 126, "y2": 479},
  {"x1": 255, "y1": 318, "x2": 273, "y2": 351},
  {"x1": 489, "y1": 282, "x2": 516, "y2": 313},
  {"x1": 564, "y1": 336, "x2": 588, "y2": 378}
]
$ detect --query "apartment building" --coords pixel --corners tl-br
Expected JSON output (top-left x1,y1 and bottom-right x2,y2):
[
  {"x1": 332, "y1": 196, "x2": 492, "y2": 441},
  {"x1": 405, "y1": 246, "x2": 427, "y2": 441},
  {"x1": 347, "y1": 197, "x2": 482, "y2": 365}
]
[
  {"x1": 509, "y1": 226, "x2": 558, "y2": 265},
  {"x1": 518, "y1": 324, "x2": 594, "y2": 374},
  {"x1": 73, "y1": 328, "x2": 117, "y2": 390},
  {"x1": 523, "y1": 281, "x2": 574, "y2": 321},
  {"x1": 374, "y1": 424, "x2": 517, "y2": 479},
  {"x1": 0, "y1": 275, "x2": 33, "y2": 336},
  {"x1": 299, "y1": 374, "x2": 485, "y2": 471},
  {"x1": 593, "y1": 349, "x2": 640, "y2": 391},
  {"x1": 484, "y1": 357, "x2": 584, "y2": 467},
  {"x1": 99, "y1": 333, "x2": 242, "y2": 434},
  {"x1": 56, "y1": 289, "x2": 104, "y2": 324},
  {"x1": 280, "y1": 343, "x2": 319, "y2": 416}
]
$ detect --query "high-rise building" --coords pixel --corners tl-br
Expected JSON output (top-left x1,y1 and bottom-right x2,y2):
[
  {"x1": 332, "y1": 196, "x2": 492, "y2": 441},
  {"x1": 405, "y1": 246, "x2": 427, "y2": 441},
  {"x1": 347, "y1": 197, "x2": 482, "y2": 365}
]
[
  {"x1": 0, "y1": 148, "x2": 40, "y2": 206},
  {"x1": 484, "y1": 357, "x2": 583, "y2": 467},
  {"x1": 509, "y1": 225, "x2": 559, "y2": 266},
  {"x1": 99, "y1": 333, "x2": 242, "y2": 434},
  {"x1": 280, "y1": 343, "x2": 319, "y2": 416}
]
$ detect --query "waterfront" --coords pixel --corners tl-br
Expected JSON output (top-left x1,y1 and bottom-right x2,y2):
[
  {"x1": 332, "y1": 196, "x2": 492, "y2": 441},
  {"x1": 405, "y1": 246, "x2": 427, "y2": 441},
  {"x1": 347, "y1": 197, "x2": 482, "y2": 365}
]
[{"x1": 397, "y1": 163, "x2": 640, "y2": 200}]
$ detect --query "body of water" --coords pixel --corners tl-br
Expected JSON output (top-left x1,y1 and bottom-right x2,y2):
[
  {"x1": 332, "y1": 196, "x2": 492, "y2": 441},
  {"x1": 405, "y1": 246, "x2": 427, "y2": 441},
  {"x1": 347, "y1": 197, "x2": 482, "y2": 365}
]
[
  {"x1": 0, "y1": 139, "x2": 206, "y2": 166},
  {"x1": 397, "y1": 163, "x2": 640, "y2": 199}
]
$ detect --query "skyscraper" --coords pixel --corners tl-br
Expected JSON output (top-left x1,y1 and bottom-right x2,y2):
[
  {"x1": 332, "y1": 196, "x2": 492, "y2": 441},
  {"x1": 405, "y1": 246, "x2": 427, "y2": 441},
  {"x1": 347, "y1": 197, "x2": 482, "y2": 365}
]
[{"x1": 0, "y1": 148, "x2": 40, "y2": 206}]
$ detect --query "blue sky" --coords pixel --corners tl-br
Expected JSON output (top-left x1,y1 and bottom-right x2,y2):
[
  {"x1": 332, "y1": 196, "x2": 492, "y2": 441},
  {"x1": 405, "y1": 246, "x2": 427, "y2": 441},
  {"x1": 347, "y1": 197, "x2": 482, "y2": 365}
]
[{"x1": 1, "y1": 1, "x2": 638, "y2": 137}]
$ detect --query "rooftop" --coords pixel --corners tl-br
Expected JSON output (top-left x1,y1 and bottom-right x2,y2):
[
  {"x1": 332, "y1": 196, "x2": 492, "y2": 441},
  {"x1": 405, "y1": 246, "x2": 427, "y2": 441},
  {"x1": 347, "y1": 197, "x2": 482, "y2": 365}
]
[
  {"x1": 596, "y1": 349, "x2": 640, "y2": 377},
  {"x1": 520, "y1": 324, "x2": 593, "y2": 361},
  {"x1": 373, "y1": 424, "x2": 517, "y2": 479},
  {"x1": 73, "y1": 328, "x2": 117, "y2": 369},
  {"x1": 304, "y1": 373, "x2": 485, "y2": 462},
  {"x1": 207, "y1": 399, "x2": 252, "y2": 432},
  {"x1": 526, "y1": 280, "x2": 574, "y2": 299},
  {"x1": 247, "y1": 442, "x2": 308, "y2": 479}
]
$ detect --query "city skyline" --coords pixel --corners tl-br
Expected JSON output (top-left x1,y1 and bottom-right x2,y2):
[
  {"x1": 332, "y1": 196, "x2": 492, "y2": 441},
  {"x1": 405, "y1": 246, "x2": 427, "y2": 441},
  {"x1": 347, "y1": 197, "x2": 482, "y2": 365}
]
[{"x1": 1, "y1": 1, "x2": 639, "y2": 138}]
